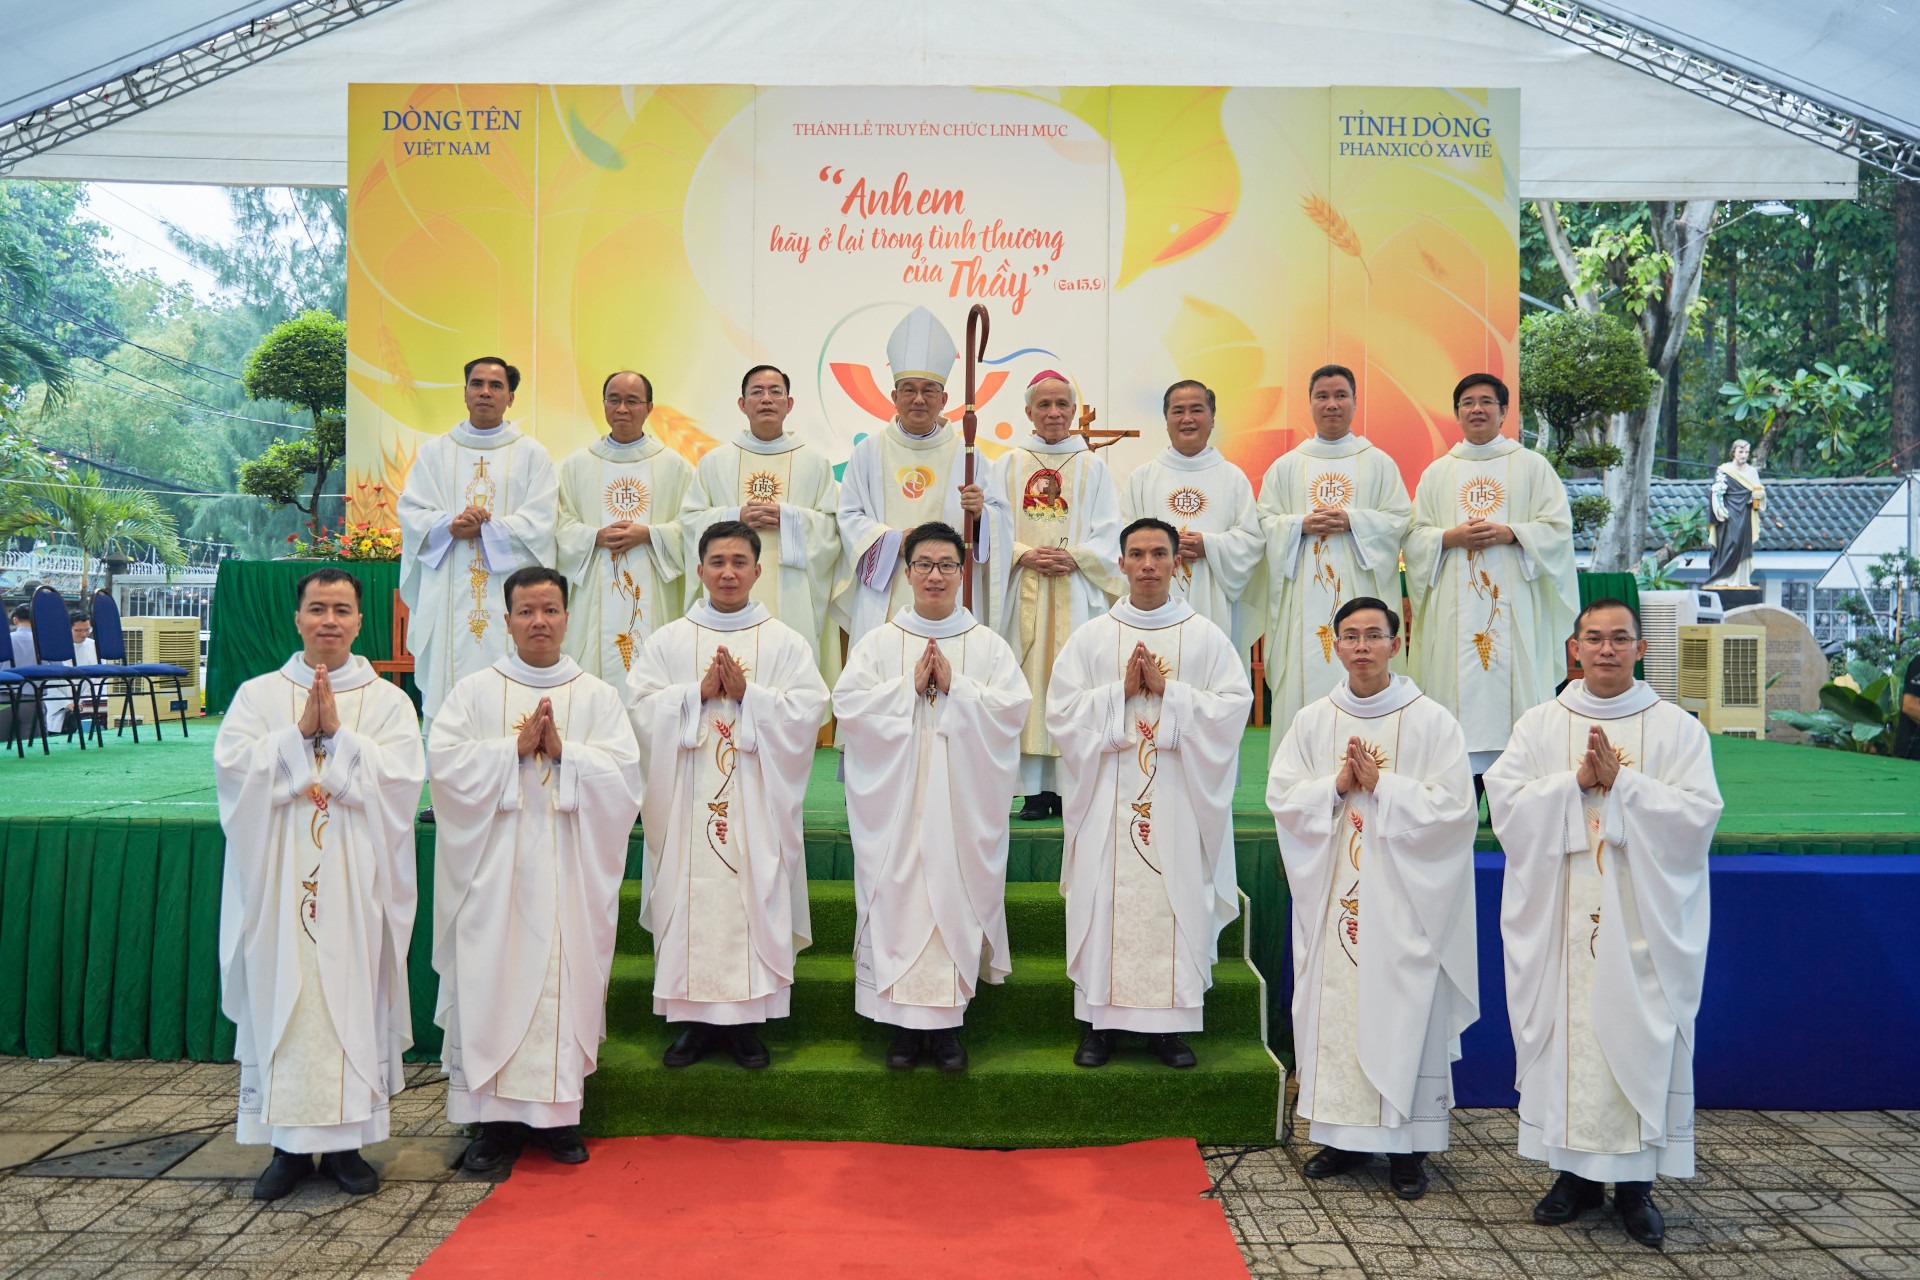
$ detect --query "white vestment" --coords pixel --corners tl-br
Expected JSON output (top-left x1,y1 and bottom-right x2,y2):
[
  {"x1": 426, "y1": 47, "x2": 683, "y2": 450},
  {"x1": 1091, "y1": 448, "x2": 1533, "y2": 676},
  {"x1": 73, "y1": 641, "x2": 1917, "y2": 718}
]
[
  {"x1": 428, "y1": 654, "x2": 642, "y2": 1127},
  {"x1": 994, "y1": 433, "x2": 1124, "y2": 794},
  {"x1": 1119, "y1": 446, "x2": 1267, "y2": 672},
  {"x1": 556, "y1": 434, "x2": 693, "y2": 682},
  {"x1": 1256, "y1": 434, "x2": 1412, "y2": 747},
  {"x1": 681, "y1": 430, "x2": 843, "y2": 682},
  {"x1": 1268, "y1": 675, "x2": 1478, "y2": 1153},
  {"x1": 834, "y1": 606, "x2": 1030, "y2": 1029},
  {"x1": 1403, "y1": 437, "x2": 1577, "y2": 765},
  {"x1": 1486, "y1": 680, "x2": 1720, "y2": 1181},
  {"x1": 628, "y1": 601, "x2": 828, "y2": 1025},
  {"x1": 398, "y1": 421, "x2": 559, "y2": 722},
  {"x1": 215, "y1": 655, "x2": 423, "y2": 1152},
  {"x1": 834, "y1": 420, "x2": 1011, "y2": 647},
  {"x1": 1047, "y1": 599, "x2": 1250, "y2": 1033}
]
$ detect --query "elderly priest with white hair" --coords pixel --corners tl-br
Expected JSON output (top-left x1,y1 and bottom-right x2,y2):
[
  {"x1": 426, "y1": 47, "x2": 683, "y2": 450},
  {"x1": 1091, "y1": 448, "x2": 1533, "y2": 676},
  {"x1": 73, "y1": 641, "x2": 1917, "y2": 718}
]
[
  {"x1": 428, "y1": 565, "x2": 643, "y2": 1175},
  {"x1": 835, "y1": 307, "x2": 1011, "y2": 646},
  {"x1": 1486, "y1": 598, "x2": 1722, "y2": 1251},
  {"x1": 1268, "y1": 595, "x2": 1478, "y2": 1203},
  {"x1": 215, "y1": 567, "x2": 425, "y2": 1201},
  {"x1": 994, "y1": 368, "x2": 1123, "y2": 821}
]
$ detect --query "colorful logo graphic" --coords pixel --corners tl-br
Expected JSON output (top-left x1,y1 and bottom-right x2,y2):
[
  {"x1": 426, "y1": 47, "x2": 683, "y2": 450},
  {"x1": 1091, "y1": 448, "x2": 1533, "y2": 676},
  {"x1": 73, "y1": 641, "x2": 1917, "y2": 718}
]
[{"x1": 1022, "y1": 467, "x2": 1068, "y2": 518}]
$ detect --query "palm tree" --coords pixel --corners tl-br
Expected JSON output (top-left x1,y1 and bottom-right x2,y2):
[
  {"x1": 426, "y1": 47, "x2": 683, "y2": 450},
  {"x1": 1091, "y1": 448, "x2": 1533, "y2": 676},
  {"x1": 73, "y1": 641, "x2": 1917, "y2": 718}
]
[
  {"x1": 29, "y1": 466, "x2": 185, "y2": 591},
  {"x1": 0, "y1": 235, "x2": 72, "y2": 401}
]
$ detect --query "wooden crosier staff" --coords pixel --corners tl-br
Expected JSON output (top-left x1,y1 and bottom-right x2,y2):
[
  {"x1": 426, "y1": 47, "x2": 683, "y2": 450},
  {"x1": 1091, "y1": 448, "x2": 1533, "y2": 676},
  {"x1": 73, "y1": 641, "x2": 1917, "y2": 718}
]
[{"x1": 961, "y1": 303, "x2": 990, "y2": 610}]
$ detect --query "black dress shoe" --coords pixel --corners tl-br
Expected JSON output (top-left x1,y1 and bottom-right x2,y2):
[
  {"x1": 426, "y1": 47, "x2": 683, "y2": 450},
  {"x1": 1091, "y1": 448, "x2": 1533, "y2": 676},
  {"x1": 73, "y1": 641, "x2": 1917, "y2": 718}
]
[
  {"x1": 885, "y1": 1028, "x2": 923, "y2": 1070},
  {"x1": 1073, "y1": 1027, "x2": 1114, "y2": 1068},
  {"x1": 1147, "y1": 1033, "x2": 1197, "y2": 1068},
  {"x1": 319, "y1": 1148, "x2": 379, "y2": 1195},
  {"x1": 252, "y1": 1149, "x2": 313, "y2": 1201},
  {"x1": 1388, "y1": 1153, "x2": 1429, "y2": 1200},
  {"x1": 1532, "y1": 1171, "x2": 1606, "y2": 1225},
  {"x1": 929, "y1": 1028, "x2": 968, "y2": 1073},
  {"x1": 1017, "y1": 794, "x2": 1051, "y2": 821},
  {"x1": 1301, "y1": 1146, "x2": 1372, "y2": 1179},
  {"x1": 1046, "y1": 791, "x2": 1064, "y2": 817},
  {"x1": 418, "y1": 807, "x2": 435, "y2": 825},
  {"x1": 1614, "y1": 1181, "x2": 1665, "y2": 1250},
  {"x1": 530, "y1": 1125, "x2": 589, "y2": 1164},
  {"x1": 729, "y1": 1025, "x2": 770, "y2": 1069},
  {"x1": 663, "y1": 1023, "x2": 714, "y2": 1068},
  {"x1": 461, "y1": 1122, "x2": 525, "y2": 1174}
]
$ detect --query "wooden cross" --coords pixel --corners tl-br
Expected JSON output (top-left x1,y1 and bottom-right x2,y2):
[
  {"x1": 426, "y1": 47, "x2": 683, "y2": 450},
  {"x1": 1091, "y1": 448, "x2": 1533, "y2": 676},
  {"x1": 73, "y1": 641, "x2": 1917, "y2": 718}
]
[{"x1": 1067, "y1": 403, "x2": 1138, "y2": 453}]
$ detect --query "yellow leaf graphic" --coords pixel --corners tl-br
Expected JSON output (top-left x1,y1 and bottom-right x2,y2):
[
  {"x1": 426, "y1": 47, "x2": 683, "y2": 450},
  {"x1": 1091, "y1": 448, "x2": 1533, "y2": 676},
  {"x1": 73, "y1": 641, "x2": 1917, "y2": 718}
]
[
  {"x1": 1109, "y1": 87, "x2": 1240, "y2": 288},
  {"x1": 647, "y1": 404, "x2": 720, "y2": 463},
  {"x1": 1301, "y1": 194, "x2": 1370, "y2": 279},
  {"x1": 1160, "y1": 296, "x2": 1283, "y2": 435}
]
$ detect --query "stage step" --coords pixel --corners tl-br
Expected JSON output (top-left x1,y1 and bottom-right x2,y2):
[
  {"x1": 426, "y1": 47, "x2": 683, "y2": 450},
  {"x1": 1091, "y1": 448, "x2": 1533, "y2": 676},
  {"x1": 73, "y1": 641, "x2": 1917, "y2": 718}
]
[{"x1": 583, "y1": 880, "x2": 1283, "y2": 1146}]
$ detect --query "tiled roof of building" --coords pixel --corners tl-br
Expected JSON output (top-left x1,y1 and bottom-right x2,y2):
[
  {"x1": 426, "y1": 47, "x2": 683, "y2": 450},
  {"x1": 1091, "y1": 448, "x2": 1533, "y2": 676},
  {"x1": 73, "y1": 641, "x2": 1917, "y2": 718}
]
[{"x1": 1563, "y1": 476, "x2": 1901, "y2": 553}]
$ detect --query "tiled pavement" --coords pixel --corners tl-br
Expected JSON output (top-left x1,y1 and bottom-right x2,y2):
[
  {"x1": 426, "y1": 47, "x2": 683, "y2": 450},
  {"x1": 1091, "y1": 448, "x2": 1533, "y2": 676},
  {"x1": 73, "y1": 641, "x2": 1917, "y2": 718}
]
[{"x1": 2, "y1": 1058, "x2": 1917, "y2": 1278}]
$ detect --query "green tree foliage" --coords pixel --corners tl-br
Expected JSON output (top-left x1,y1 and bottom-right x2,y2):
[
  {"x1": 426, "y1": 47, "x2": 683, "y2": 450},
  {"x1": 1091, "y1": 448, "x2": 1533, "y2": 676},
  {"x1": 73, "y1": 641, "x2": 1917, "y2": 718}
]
[
  {"x1": 0, "y1": 232, "x2": 71, "y2": 402},
  {"x1": 0, "y1": 183, "x2": 125, "y2": 362},
  {"x1": 1718, "y1": 362, "x2": 1872, "y2": 468},
  {"x1": 165, "y1": 188, "x2": 345, "y2": 322},
  {"x1": 1518, "y1": 309, "x2": 1654, "y2": 534},
  {"x1": 236, "y1": 310, "x2": 346, "y2": 519},
  {"x1": 28, "y1": 464, "x2": 185, "y2": 591}
]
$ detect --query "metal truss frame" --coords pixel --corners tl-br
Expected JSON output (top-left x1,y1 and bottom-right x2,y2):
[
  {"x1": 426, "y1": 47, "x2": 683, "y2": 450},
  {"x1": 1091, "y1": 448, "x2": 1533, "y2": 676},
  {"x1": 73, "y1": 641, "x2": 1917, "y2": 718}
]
[
  {"x1": 1470, "y1": 0, "x2": 1920, "y2": 182},
  {"x1": 0, "y1": 0, "x2": 407, "y2": 177}
]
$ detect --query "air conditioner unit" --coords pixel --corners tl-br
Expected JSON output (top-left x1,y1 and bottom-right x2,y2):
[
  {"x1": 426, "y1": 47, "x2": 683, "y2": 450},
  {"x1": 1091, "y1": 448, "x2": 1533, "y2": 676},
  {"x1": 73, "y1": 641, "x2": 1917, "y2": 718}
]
[
  {"x1": 1637, "y1": 589, "x2": 1699, "y2": 702},
  {"x1": 116, "y1": 616, "x2": 204, "y2": 719},
  {"x1": 1676, "y1": 624, "x2": 1766, "y2": 736}
]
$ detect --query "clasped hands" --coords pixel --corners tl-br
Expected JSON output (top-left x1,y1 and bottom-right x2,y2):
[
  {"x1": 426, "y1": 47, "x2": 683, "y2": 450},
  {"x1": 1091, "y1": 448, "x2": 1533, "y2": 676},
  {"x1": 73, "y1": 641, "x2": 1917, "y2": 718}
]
[
  {"x1": 1442, "y1": 515, "x2": 1515, "y2": 551},
  {"x1": 700, "y1": 645, "x2": 749, "y2": 702},
  {"x1": 296, "y1": 665, "x2": 341, "y2": 740},
  {"x1": 1575, "y1": 725, "x2": 1622, "y2": 792},
  {"x1": 516, "y1": 697, "x2": 565, "y2": 760},
  {"x1": 913, "y1": 638, "x2": 953, "y2": 698},
  {"x1": 596, "y1": 521, "x2": 650, "y2": 553},
  {"x1": 739, "y1": 500, "x2": 782, "y2": 532},
  {"x1": 448, "y1": 504, "x2": 491, "y2": 540},
  {"x1": 1018, "y1": 546, "x2": 1076, "y2": 577},
  {"x1": 1300, "y1": 507, "x2": 1351, "y2": 537},
  {"x1": 1122, "y1": 642, "x2": 1165, "y2": 699},
  {"x1": 1333, "y1": 736, "x2": 1381, "y2": 798}
]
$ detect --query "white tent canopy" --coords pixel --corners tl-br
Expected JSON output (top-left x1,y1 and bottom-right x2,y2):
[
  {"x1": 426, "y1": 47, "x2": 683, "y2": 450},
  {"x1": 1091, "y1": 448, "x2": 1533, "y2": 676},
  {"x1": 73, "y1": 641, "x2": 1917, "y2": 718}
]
[{"x1": 0, "y1": 0, "x2": 1862, "y2": 198}]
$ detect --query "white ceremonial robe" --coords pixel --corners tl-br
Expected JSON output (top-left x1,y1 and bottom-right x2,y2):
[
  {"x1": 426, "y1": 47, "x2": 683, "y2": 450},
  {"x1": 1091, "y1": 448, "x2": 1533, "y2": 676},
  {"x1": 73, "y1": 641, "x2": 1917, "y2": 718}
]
[
  {"x1": 628, "y1": 601, "x2": 828, "y2": 1025},
  {"x1": 994, "y1": 434, "x2": 1124, "y2": 794},
  {"x1": 1486, "y1": 680, "x2": 1721, "y2": 1182},
  {"x1": 428, "y1": 654, "x2": 643, "y2": 1128},
  {"x1": 834, "y1": 606, "x2": 1030, "y2": 1029},
  {"x1": 398, "y1": 421, "x2": 559, "y2": 722},
  {"x1": 1256, "y1": 435, "x2": 1412, "y2": 748},
  {"x1": 1403, "y1": 437, "x2": 1577, "y2": 767},
  {"x1": 215, "y1": 655, "x2": 424, "y2": 1153},
  {"x1": 1047, "y1": 599, "x2": 1250, "y2": 1033},
  {"x1": 835, "y1": 420, "x2": 1012, "y2": 647},
  {"x1": 1268, "y1": 676, "x2": 1478, "y2": 1154},
  {"x1": 681, "y1": 430, "x2": 843, "y2": 682},
  {"x1": 1120, "y1": 446, "x2": 1267, "y2": 673},
  {"x1": 556, "y1": 434, "x2": 693, "y2": 682}
]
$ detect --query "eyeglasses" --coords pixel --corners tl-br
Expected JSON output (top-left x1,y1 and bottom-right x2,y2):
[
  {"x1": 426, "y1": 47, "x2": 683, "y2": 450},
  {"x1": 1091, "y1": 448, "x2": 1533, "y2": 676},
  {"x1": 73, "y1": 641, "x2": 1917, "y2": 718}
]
[
  {"x1": 744, "y1": 387, "x2": 787, "y2": 400},
  {"x1": 897, "y1": 387, "x2": 943, "y2": 402},
  {"x1": 1456, "y1": 396, "x2": 1501, "y2": 410},
  {"x1": 1335, "y1": 631, "x2": 1393, "y2": 647},
  {"x1": 909, "y1": 560, "x2": 963, "y2": 576},
  {"x1": 604, "y1": 395, "x2": 650, "y2": 409}
]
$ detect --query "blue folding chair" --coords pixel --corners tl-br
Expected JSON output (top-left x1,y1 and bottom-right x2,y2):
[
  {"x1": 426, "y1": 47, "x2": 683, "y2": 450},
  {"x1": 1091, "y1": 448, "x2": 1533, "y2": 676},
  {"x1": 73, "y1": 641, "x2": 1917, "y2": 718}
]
[
  {"x1": 91, "y1": 590, "x2": 193, "y2": 742},
  {"x1": 0, "y1": 660, "x2": 27, "y2": 758},
  {"x1": 14, "y1": 587, "x2": 119, "y2": 752}
]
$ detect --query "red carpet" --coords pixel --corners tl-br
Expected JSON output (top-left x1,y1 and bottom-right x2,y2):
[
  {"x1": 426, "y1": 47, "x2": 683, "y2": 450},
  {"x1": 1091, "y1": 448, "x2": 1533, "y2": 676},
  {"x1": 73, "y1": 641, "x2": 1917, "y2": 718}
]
[{"x1": 413, "y1": 1136, "x2": 1249, "y2": 1279}]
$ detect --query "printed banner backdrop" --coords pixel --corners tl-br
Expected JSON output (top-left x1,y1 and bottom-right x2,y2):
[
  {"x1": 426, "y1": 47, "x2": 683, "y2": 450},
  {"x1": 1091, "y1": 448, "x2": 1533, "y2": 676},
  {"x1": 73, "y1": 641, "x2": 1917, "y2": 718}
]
[{"x1": 344, "y1": 85, "x2": 1518, "y2": 519}]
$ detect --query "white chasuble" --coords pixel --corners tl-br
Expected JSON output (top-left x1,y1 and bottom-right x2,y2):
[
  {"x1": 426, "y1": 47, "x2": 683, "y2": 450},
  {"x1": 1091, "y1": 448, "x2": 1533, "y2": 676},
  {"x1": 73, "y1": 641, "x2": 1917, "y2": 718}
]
[
  {"x1": 996, "y1": 436, "x2": 1124, "y2": 784},
  {"x1": 215, "y1": 656, "x2": 424, "y2": 1152},
  {"x1": 1486, "y1": 681, "x2": 1721, "y2": 1181},
  {"x1": 398, "y1": 421, "x2": 559, "y2": 721},
  {"x1": 628, "y1": 602, "x2": 829, "y2": 1025},
  {"x1": 1255, "y1": 435, "x2": 1411, "y2": 746},
  {"x1": 835, "y1": 421, "x2": 1011, "y2": 648},
  {"x1": 1119, "y1": 447, "x2": 1267, "y2": 674},
  {"x1": 556, "y1": 434, "x2": 693, "y2": 681},
  {"x1": 1269, "y1": 676, "x2": 1478, "y2": 1153},
  {"x1": 1047, "y1": 600, "x2": 1250, "y2": 1033},
  {"x1": 1403, "y1": 438, "x2": 1576, "y2": 759},
  {"x1": 833, "y1": 607, "x2": 1030, "y2": 1029},
  {"x1": 428, "y1": 655, "x2": 642, "y2": 1127},
  {"x1": 680, "y1": 432, "x2": 843, "y2": 680}
]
